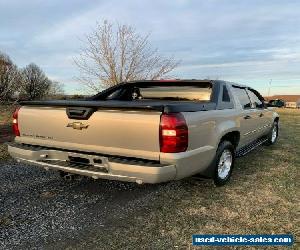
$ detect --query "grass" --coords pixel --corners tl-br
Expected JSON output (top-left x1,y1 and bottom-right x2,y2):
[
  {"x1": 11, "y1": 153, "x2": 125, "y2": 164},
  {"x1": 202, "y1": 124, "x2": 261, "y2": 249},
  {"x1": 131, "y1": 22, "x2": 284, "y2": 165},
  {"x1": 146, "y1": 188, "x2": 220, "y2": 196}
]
[{"x1": 0, "y1": 106, "x2": 299, "y2": 249}]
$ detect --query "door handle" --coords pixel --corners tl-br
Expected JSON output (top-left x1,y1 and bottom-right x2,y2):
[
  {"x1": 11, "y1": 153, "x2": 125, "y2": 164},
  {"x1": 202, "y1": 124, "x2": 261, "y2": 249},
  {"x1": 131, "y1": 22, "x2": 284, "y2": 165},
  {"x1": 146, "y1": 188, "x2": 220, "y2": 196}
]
[
  {"x1": 259, "y1": 113, "x2": 264, "y2": 117},
  {"x1": 244, "y1": 115, "x2": 251, "y2": 119}
]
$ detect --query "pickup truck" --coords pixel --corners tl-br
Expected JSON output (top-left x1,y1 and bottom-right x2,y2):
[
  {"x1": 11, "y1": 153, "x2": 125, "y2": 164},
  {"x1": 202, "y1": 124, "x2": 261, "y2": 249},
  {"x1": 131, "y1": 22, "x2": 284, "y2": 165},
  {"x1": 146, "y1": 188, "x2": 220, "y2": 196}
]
[{"x1": 8, "y1": 80, "x2": 279, "y2": 186}]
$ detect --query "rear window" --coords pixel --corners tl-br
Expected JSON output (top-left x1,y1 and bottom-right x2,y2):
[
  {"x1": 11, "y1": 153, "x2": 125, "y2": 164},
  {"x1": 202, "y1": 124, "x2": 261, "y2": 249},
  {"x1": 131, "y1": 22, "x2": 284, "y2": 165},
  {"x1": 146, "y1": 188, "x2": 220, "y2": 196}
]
[{"x1": 133, "y1": 86, "x2": 212, "y2": 101}]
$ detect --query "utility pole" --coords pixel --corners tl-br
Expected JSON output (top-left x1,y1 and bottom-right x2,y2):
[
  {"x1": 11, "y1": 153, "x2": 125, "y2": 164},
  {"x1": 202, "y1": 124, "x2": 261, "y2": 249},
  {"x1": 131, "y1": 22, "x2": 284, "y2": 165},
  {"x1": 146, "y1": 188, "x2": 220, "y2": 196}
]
[{"x1": 267, "y1": 79, "x2": 272, "y2": 99}]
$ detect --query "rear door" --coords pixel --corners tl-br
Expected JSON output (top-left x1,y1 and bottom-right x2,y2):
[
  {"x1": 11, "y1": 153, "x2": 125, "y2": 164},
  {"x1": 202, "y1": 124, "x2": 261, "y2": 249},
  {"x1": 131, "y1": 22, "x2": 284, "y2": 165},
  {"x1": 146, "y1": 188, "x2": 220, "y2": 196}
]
[{"x1": 231, "y1": 86, "x2": 260, "y2": 147}]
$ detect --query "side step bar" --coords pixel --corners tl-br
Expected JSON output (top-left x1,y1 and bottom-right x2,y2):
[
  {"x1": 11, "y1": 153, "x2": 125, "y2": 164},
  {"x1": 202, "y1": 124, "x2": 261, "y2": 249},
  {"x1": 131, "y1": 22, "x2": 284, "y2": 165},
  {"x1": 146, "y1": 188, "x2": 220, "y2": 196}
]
[{"x1": 236, "y1": 137, "x2": 268, "y2": 157}]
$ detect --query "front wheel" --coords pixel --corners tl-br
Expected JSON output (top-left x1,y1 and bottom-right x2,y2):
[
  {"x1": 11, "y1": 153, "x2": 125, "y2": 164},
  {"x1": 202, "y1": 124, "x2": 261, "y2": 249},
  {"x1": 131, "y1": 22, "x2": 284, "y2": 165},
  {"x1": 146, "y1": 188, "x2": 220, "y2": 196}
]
[
  {"x1": 265, "y1": 121, "x2": 278, "y2": 145},
  {"x1": 213, "y1": 141, "x2": 235, "y2": 186}
]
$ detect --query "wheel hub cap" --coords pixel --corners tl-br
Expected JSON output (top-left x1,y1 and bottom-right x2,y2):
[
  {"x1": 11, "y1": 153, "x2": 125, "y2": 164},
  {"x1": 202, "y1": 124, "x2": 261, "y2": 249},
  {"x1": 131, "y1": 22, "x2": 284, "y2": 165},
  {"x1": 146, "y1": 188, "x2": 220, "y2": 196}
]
[
  {"x1": 218, "y1": 149, "x2": 232, "y2": 179},
  {"x1": 271, "y1": 126, "x2": 277, "y2": 143}
]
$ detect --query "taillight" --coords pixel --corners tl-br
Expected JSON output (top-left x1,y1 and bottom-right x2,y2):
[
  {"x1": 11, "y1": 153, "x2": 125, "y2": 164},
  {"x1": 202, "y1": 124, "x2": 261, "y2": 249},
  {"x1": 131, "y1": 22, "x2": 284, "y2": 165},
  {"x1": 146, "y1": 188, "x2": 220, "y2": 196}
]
[
  {"x1": 159, "y1": 113, "x2": 188, "y2": 153},
  {"x1": 12, "y1": 107, "x2": 20, "y2": 136}
]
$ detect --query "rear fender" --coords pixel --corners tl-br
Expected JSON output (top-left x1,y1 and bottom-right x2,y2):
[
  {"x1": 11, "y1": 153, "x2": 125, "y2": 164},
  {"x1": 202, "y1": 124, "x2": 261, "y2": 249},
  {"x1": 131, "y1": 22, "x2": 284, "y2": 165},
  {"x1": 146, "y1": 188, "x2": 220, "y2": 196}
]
[{"x1": 201, "y1": 120, "x2": 239, "y2": 178}]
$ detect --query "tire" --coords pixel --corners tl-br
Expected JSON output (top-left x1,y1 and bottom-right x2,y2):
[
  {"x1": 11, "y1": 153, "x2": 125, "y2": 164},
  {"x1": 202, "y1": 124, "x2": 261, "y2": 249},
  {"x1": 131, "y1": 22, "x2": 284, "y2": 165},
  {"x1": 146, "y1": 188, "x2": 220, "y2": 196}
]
[
  {"x1": 265, "y1": 121, "x2": 279, "y2": 146},
  {"x1": 213, "y1": 141, "x2": 235, "y2": 186}
]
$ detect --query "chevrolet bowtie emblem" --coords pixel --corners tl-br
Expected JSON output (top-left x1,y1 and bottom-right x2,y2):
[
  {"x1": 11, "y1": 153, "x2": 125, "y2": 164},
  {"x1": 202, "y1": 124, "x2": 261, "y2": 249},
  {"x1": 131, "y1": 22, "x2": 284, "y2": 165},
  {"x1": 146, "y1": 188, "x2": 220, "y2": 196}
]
[{"x1": 66, "y1": 122, "x2": 89, "y2": 130}]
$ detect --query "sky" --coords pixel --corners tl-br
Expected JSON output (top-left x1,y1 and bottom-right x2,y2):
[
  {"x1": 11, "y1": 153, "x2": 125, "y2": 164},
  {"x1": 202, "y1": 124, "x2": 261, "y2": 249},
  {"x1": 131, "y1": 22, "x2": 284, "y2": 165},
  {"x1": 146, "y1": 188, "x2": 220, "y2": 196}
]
[{"x1": 1, "y1": 0, "x2": 300, "y2": 96}]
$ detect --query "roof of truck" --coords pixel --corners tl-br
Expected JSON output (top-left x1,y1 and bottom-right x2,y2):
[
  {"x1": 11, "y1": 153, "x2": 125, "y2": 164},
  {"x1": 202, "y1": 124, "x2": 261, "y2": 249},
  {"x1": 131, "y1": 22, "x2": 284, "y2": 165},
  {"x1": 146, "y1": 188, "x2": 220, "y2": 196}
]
[
  {"x1": 123, "y1": 79, "x2": 248, "y2": 88},
  {"x1": 122, "y1": 79, "x2": 215, "y2": 86}
]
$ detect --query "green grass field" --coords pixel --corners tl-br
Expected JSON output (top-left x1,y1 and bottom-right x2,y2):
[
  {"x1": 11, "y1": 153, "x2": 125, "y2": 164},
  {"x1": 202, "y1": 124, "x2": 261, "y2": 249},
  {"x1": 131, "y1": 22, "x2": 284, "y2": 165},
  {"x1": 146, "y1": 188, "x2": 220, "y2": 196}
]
[{"x1": 0, "y1": 106, "x2": 299, "y2": 249}]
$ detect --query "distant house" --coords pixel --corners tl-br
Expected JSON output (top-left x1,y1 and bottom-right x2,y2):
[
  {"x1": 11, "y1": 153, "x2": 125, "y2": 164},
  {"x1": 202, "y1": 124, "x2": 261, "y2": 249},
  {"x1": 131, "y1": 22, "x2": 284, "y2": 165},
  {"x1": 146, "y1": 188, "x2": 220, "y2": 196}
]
[
  {"x1": 285, "y1": 102, "x2": 298, "y2": 108},
  {"x1": 264, "y1": 95, "x2": 300, "y2": 109}
]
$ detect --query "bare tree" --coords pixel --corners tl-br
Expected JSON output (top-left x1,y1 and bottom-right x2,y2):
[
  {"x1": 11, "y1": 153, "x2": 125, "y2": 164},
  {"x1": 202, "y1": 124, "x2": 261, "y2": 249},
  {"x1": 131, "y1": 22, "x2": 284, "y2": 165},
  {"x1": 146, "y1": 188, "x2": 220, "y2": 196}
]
[
  {"x1": 46, "y1": 81, "x2": 64, "y2": 98},
  {"x1": 0, "y1": 52, "x2": 20, "y2": 103},
  {"x1": 20, "y1": 63, "x2": 52, "y2": 100},
  {"x1": 75, "y1": 21, "x2": 179, "y2": 92}
]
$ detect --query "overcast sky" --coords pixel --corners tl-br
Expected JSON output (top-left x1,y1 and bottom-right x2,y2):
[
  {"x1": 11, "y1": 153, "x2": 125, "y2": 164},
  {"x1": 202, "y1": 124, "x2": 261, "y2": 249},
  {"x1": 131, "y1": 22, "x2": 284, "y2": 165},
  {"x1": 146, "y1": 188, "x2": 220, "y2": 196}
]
[{"x1": 1, "y1": 0, "x2": 300, "y2": 95}]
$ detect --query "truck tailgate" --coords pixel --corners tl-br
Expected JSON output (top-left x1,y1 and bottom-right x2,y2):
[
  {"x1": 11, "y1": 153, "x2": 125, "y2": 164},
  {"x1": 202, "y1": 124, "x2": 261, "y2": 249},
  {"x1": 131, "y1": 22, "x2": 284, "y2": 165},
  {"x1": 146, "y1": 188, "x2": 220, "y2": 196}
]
[{"x1": 16, "y1": 106, "x2": 161, "y2": 160}]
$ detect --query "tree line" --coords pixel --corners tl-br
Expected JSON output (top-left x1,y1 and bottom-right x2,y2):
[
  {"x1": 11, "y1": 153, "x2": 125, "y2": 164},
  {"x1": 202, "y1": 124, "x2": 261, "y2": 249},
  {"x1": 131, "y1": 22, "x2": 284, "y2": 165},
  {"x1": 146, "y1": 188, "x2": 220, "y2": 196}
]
[{"x1": 0, "y1": 52, "x2": 63, "y2": 103}]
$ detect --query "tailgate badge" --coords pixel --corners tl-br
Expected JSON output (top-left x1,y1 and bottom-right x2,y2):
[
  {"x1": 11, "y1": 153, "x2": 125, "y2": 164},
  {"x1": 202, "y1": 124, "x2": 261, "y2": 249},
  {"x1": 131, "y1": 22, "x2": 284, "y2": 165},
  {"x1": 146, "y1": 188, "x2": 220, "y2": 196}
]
[{"x1": 66, "y1": 122, "x2": 89, "y2": 130}]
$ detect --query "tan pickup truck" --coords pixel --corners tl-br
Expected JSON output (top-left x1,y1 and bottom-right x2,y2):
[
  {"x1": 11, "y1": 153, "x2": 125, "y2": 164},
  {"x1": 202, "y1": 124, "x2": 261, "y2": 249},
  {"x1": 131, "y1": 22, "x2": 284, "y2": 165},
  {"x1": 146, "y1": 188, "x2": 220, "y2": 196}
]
[{"x1": 8, "y1": 80, "x2": 279, "y2": 186}]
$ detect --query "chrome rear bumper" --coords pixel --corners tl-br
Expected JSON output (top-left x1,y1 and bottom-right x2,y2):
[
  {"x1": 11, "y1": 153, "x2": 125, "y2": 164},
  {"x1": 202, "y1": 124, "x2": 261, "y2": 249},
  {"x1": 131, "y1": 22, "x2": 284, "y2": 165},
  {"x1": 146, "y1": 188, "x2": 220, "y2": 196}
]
[{"x1": 7, "y1": 143, "x2": 176, "y2": 184}]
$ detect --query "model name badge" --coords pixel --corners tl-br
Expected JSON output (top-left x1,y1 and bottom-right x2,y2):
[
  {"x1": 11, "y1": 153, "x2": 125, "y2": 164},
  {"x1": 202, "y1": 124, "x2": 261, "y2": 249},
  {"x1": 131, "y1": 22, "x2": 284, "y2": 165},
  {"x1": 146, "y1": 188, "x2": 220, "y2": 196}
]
[
  {"x1": 66, "y1": 122, "x2": 89, "y2": 130},
  {"x1": 22, "y1": 134, "x2": 54, "y2": 140}
]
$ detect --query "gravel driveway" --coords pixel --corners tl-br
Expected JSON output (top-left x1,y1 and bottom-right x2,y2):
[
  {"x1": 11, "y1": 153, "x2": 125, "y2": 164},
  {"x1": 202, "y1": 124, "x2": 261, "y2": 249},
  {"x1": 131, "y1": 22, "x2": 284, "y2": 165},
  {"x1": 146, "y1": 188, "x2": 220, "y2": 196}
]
[{"x1": 0, "y1": 160, "x2": 165, "y2": 249}]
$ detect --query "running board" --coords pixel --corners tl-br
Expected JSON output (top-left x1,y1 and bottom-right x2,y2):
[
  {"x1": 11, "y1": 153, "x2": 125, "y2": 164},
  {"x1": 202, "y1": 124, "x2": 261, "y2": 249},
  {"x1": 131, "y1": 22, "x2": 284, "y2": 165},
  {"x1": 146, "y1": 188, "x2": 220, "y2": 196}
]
[{"x1": 235, "y1": 137, "x2": 268, "y2": 157}]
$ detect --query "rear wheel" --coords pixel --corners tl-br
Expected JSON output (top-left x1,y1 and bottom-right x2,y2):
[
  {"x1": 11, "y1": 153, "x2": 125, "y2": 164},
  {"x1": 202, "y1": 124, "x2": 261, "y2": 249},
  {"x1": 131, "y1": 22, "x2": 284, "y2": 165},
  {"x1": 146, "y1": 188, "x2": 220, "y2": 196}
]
[
  {"x1": 265, "y1": 121, "x2": 278, "y2": 145},
  {"x1": 213, "y1": 141, "x2": 235, "y2": 186}
]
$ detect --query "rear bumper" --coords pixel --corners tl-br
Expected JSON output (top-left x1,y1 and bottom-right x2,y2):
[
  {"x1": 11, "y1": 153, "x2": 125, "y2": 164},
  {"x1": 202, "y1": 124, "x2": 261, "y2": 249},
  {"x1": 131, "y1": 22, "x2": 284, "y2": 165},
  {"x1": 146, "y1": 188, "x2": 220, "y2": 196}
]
[{"x1": 7, "y1": 143, "x2": 176, "y2": 184}]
